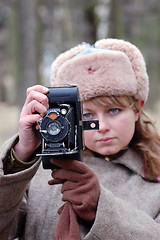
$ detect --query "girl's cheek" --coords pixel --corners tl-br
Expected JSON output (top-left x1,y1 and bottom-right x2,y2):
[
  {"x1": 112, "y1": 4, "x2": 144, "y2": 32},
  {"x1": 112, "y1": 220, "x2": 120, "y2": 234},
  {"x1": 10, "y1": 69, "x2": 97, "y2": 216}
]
[{"x1": 83, "y1": 131, "x2": 92, "y2": 144}]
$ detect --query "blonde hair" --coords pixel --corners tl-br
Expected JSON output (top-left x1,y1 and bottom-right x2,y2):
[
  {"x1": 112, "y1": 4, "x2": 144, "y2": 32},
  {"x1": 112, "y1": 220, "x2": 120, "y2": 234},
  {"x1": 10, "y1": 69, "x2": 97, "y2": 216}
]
[{"x1": 92, "y1": 96, "x2": 160, "y2": 177}]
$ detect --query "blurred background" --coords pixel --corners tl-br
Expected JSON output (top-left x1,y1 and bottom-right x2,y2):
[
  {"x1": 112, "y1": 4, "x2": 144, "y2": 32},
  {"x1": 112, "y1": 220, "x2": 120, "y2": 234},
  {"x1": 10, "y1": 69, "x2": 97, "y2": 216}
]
[{"x1": 0, "y1": 0, "x2": 160, "y2": 146}]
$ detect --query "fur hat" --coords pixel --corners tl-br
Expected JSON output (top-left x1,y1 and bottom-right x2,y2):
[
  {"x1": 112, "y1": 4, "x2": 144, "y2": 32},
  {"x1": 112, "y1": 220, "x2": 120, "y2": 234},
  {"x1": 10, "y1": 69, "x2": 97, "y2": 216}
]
[{"x1": 50, "y1": 39, "x2": 149, "y2": 102}]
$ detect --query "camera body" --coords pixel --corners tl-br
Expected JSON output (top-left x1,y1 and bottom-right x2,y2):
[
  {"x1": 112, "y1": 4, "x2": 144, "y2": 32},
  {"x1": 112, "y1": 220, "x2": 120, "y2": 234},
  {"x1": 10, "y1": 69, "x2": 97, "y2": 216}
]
[{"x1": 38, "y1": 86, "x2": 99, "y2": 169}]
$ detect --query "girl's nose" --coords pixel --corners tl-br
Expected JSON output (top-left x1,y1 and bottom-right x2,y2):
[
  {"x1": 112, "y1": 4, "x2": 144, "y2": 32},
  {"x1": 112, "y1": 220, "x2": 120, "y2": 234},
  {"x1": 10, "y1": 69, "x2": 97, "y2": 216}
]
[{"x1": 98, "y1": 116, "x2": 110, "y2": 132}]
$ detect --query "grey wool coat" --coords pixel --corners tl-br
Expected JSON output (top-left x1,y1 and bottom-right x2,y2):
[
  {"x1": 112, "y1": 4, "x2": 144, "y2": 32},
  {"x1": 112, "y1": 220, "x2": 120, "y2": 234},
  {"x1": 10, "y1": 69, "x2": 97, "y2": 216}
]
[{"x1": 1, "y1": 135, "x2": 160, "y2": 240}]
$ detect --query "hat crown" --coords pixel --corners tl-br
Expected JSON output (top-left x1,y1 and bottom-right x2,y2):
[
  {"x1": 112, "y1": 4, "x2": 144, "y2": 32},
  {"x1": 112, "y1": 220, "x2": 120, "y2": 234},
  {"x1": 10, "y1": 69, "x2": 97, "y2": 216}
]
[{"x1": 51, "y1": 38, "x2": 149, "y2": 102}]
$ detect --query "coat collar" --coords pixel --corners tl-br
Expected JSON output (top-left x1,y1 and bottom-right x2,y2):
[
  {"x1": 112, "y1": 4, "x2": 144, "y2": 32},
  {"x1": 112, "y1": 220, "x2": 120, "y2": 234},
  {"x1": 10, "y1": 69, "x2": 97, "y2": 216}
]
[
  {"x1": 84, "y1": 148, "x2": 159, "y2": 183},
  {"x1": 112, "y1": 148, "x2": 144, "y2": 176},
  {"x1": 112, "y1": 148, "x2": 160, "y2": 182}
]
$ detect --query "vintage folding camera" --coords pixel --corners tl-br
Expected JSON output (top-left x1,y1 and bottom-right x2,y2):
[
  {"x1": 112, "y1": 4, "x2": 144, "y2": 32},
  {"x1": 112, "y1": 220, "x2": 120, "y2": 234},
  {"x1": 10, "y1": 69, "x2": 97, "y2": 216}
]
[{"x1": 37, "y1": 86, "x2": 99, "y2": 169}]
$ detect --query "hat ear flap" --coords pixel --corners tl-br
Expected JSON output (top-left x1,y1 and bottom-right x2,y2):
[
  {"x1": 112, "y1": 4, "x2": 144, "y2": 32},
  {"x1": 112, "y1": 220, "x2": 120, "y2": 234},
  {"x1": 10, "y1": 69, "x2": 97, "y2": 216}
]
[
  {"x1": 95, "y1": 39, "x2": 149, "y2": 102},
  {"x1": 50, "y1": 44, "x2": 90, "y2": 84}
]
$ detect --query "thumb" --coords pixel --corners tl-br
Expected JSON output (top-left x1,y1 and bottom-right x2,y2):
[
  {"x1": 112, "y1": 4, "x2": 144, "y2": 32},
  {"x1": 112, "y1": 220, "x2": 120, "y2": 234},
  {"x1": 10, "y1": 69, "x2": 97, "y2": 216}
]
[{"x1": 48, "y1": 177, "x2": 65, "y2": 185}]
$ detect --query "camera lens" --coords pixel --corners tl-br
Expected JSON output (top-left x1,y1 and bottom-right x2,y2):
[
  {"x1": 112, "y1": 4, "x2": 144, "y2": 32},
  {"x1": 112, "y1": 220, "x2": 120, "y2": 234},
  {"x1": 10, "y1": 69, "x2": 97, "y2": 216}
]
[
  {"x1": 40, "y1": 108, "x2": 70, "y2": 142},
  {"x1": 47, "y1": 121, "x2": 61, "y2": 136}
]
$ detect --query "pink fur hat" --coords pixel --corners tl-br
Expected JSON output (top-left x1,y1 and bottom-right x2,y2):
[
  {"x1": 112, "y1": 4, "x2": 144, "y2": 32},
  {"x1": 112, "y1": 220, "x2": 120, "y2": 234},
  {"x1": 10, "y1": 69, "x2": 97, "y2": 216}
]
[{"x1": 50, "y1": 39, "x2": 149, "y2": 102}]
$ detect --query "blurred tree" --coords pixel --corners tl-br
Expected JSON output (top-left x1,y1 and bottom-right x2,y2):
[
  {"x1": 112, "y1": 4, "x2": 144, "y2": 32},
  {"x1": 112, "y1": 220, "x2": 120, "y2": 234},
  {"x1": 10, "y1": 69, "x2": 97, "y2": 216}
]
[
  {"x1": 0, "y1": 2, "x2": 10, "y2": 102},
  {"x1": 108, "y1": 0, "x2": 160, "y2": 108},
  {"x1": 9, "y1": 0, "x2": 39, "y2": 106},
  {"x1": 0, "y1": 0, "x2": 160, "y2": 109},
  {"x1": 39, "y1": 0, "x2": 99, "y2": 85},
  {"x1": 95, "y1": 0, "x2": 111, "y2": 39}
]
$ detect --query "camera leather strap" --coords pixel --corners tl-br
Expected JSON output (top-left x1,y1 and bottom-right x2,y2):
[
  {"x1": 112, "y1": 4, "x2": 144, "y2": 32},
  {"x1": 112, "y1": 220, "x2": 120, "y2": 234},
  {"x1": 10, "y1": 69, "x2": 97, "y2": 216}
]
[
  {"x1": 53, "y1": 202, "x2": 81, "y2": 240},
  {"x1": 49, "y1": 158, "x2": 100, "y2": 240}
]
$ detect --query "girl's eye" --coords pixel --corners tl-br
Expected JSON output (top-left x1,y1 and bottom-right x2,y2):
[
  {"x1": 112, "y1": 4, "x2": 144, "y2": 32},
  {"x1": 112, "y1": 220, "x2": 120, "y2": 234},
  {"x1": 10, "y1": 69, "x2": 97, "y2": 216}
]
[
  {"x1": 83, "y1": 113, "x2": 93, "y2": 120},
  {"x1": 109, "y1": 108, "x2": 120, "y2": 115}
]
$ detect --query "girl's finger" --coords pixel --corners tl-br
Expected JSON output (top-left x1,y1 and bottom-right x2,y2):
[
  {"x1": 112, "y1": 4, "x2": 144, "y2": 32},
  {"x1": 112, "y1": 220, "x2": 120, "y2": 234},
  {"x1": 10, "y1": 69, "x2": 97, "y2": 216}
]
[
  {"x1": 24, "y1": 91, "x2": 49, "y2": 109},
  {"x1": 21, "y1": 99, "x2": 48, "y2": 117},
  {"x1": 26, "y1": 85, "x2": 49, "y2": 96}
]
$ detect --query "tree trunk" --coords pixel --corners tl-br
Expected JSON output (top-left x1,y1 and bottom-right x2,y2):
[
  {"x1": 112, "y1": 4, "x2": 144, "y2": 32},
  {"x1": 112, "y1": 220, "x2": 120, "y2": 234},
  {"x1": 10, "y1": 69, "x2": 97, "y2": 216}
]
[{"x1": 17, "y1": 0, "x2": 38, "y2": 106}]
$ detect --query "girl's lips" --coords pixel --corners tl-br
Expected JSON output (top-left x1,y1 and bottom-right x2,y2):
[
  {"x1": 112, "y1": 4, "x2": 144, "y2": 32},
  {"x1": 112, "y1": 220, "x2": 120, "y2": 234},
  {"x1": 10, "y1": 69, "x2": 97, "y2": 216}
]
[{"x1": 97, "y1": 137, "x2": 114, "y2": 144}]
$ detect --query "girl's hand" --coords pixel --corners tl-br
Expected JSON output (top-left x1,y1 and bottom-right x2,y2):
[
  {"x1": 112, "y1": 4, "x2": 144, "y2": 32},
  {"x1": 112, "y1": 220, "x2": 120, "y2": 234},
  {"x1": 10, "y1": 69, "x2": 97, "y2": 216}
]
[
  {"x1": 48, "y1": 158, "x2": 100, "y2": 223},
  {"x1": 14, "y1": 85, "x2": 49, "y2": 161}
]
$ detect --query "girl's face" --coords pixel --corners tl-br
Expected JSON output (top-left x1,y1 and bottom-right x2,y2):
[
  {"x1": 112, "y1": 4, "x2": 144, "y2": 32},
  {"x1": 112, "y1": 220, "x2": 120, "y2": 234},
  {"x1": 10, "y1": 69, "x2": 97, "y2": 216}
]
[{"x1": 83, "y1": 97, "x2": 140, "y2": 156}]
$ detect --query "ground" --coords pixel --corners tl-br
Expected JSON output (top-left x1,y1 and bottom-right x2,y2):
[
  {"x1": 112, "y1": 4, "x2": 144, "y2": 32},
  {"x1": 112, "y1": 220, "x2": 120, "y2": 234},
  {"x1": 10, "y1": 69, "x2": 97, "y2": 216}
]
[{"x1": 0, "y1": 103, "x2": 19, "y2": 147}]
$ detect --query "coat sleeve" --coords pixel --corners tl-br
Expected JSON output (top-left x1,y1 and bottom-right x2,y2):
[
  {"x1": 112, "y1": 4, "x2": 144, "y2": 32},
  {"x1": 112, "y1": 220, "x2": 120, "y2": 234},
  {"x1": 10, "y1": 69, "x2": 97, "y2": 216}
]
[
  {"x1": 0, "y1": 135, "x2": 41, "y2": 239},
  {"x1": 84, "y1": 185, "x2": 160, "y2": 240}
]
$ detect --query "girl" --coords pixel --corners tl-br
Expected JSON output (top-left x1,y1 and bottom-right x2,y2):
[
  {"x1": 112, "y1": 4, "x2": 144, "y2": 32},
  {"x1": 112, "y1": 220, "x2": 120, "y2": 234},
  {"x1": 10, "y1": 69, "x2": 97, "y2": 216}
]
[{"x1": 1, "y1": 39, "x2": 160, "y2": 240}]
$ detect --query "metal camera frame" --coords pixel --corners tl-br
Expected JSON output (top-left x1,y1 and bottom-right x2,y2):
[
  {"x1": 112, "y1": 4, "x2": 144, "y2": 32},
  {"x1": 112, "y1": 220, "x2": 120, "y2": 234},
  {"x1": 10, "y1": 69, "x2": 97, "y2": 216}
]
[{"x1": 37, "y1": 86, "x2": 99, "y2": 169}]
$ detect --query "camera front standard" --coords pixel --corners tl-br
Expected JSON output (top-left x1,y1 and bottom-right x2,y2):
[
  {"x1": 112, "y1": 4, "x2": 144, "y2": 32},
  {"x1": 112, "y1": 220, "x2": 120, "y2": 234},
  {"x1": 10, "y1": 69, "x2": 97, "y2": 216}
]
[{"x1": 37, "y1": 86, "x2": 99, "y2": 169}]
